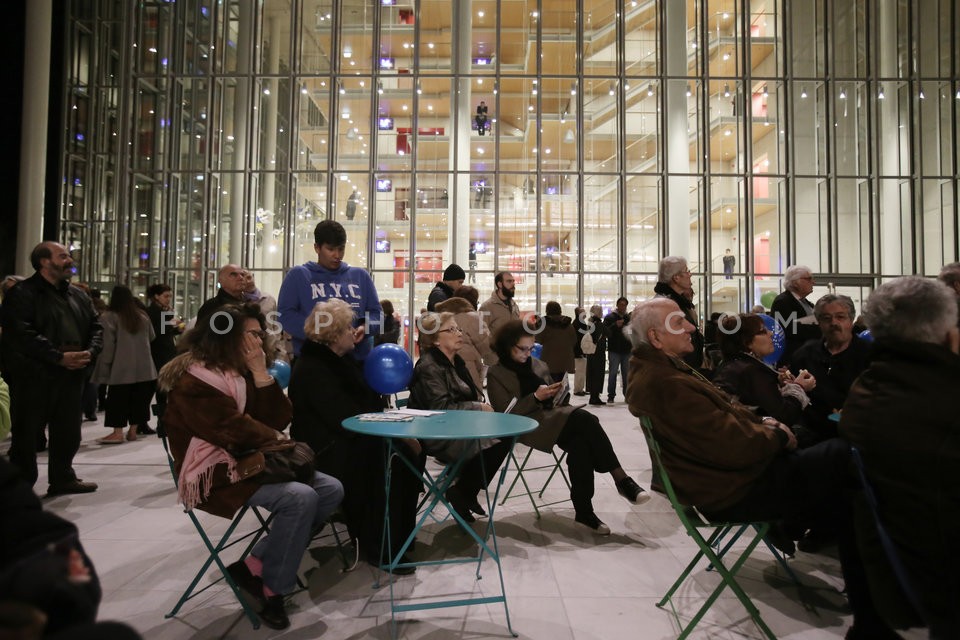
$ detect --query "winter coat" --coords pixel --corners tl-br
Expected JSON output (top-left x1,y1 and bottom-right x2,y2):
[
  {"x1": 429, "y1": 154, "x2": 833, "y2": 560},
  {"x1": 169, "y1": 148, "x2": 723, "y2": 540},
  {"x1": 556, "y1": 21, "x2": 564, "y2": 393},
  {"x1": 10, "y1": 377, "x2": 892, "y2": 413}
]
[
  {"x1": 427, "y1": 281, "x2": 455, "y2": 311},
  {"x1": 435, "y1": 297, "x2": 495, "y2": 390},
  {"x1": 158, "y1": 353, "x2": 293, "y2": 519},
  {"x1": 626, "y1": 343, "x2": 787, "y2": 513},
  {"x1": 147, "y1": 303, "x2": 180, "y2": 370},
  {"x1": 713, "y1": 352, "x2": 808, "y2": 426},
  {"x1": 538, "y1": 314, "x2": 576, "y2": 375},
  {"x1": 839, "y1": 339, "x2": 960, "y2": 633},
  {"x1": 91, "y1": 310, "x2": 157, "y2": 385},
  {"x1": 478, "y1": 293, "x2": 520, "y2": 337},
  {"x1": 486, "y1": 357, "x2": 575, "y2": 452},
  {"x1": 654, "y1": 281, "x2": 704, "y2": 369}
]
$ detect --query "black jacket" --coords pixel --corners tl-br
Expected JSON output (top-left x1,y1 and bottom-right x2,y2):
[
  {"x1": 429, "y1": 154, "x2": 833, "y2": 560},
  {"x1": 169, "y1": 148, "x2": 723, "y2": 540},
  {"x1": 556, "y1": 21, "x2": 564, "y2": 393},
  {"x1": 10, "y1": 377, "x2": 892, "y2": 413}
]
[
  {"x1": 770, "y1": 290, "x2": 821, "y2": 367},
  {"x1": 0, "y1": 273, "x2": 102, "y2": 380},
  {"x1": 147, "y1": 303, "x2": 180, "y2": 370},
  {"x1": 713, "y1": 353, "x2": 806, "y2": 426},
  {"x1": 603, "y1": 310, "x2": 633, "y2": 355},
  {"x1": 289, "y1": 340, "x2": 386, "y2": 457},
  {"x1": 426, "y1": 281, "x2": 455, "y2": 312},
  {"x1": 840, "y1": 339, "x2": 960, "y2": 633},
  {"x1": 791, "y1": 336, "x2": 871, "y2": 436},
  {"x1": 654, "y1": 281, "x2": 704, "y2": 369},
  {"x1": 195, "y1": 289, "x2": 244, "y2": 328}
]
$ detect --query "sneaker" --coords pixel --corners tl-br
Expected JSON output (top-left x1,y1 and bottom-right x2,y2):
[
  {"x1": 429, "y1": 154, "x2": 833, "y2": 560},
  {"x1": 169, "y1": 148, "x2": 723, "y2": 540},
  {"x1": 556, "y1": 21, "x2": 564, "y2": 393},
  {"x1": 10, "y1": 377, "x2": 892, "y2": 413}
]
[
  {"x1": 574, "y1": 512, "x2": 611, "y2": 535},
  {"x1": 606, "y1": 397, "x2": 615, "y2": 404},
  {"x1": 259, "y1": 595, "x2": 290, "y2": 630},
  {"x1": 615, "y1": 477, "x2": 650, "y2": 504},
  {"x1": 226, "y1": 561, "x2": 267, "y2": 611},
  {"x1": 46, "y1": 480, "x2": 98, "y2": 497}
]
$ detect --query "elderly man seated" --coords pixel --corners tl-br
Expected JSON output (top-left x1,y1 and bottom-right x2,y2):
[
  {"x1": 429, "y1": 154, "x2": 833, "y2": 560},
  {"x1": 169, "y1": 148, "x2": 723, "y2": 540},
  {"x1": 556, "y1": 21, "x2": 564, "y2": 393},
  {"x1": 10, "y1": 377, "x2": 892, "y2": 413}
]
[
  {"x1": 626, "y1": 298, "x2": 897, "y2": 639},
  {"x1": 840, "y1": 277, "x2": 960, "y2": 636}
]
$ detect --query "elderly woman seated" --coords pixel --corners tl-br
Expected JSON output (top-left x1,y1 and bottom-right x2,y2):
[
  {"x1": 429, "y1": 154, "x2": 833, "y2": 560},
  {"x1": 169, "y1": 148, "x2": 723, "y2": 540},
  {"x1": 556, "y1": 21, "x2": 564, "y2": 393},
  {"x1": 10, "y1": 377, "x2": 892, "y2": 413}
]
[
  {"x1": 407, "y1": 312, "x2": 512, "y2": 523},
  {"x1": 712, "y1": 313, "x2": 817, "y2": 443},
  {"x1": 160, "y1": 303, "x2": 343, "y2": 630},
  {"x1": 289, "y1": 299, "x2": 424, "y2": 575},
  {"x1": 486, "y1": 320, "x2": 646, "y2": 535}
]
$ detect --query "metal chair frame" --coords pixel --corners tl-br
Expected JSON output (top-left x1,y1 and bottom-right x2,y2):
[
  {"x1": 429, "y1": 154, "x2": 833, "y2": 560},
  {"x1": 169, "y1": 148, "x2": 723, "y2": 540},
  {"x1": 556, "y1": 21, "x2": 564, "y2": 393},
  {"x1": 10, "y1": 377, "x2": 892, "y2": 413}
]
[{"x1": 498, "y1": 444, "x2": 572, "y2": 517}]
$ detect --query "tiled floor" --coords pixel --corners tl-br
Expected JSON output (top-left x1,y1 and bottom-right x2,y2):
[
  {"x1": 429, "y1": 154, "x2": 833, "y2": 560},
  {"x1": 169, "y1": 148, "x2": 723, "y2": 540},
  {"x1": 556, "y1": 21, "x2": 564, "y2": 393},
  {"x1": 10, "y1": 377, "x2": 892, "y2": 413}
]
[{"x1": 18, "y1": 402, "x2": 867, "y2": 639}]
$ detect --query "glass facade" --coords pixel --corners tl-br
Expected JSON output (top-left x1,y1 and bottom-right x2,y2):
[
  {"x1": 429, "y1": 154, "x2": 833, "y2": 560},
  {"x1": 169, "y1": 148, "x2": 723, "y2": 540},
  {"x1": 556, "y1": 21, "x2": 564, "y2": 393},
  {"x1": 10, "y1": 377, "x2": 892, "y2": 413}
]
[{"x1": 58, "y1": 0, "x2": 959, "y2": 331}]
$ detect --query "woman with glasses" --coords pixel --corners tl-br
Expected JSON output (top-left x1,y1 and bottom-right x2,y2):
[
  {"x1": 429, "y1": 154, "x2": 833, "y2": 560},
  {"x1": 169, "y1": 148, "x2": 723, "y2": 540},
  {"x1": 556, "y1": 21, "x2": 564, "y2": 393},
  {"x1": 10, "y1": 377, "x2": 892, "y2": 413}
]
[
  {"x1": 486, "y1": 320, "x2": 647, "y2": 535},
  {"x1": 289, "y1": 298, "x2": 424, "y2": 575},
  {"x1": 713, "y1": 313, "x2": 817, "y2": 440},
  {"x1": 407, "y1": 312, "x2": 511, "y2": 523},
  {"x1": 160, "y1": 303, "x2": 343, "y2": 630}
]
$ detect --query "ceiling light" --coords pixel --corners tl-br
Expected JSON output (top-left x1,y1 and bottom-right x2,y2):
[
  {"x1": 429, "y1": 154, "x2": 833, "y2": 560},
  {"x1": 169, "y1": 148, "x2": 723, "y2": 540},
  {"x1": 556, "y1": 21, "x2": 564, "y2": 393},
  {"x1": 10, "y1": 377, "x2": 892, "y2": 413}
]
[
  {"x1": 800, "y1": 86, "x2": 808, "y2": 98},
  {"x1": 839, "y1": 87, "x2": 847, "y2": 100},
  {"x1": 877, "y1": 86, "x2": 885, "y2": 100},
  {"x1": 723, "y1": 83, "x2": 730, "y2": 97}
]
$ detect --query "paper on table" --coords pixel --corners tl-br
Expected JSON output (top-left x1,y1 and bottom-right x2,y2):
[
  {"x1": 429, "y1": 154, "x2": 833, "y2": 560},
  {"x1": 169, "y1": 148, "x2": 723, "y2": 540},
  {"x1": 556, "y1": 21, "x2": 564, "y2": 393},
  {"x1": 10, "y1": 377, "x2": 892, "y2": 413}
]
[
  {"x1": 387, "y1": 408, "x2": 445, "y2": 417},
  {"x1": 357, "y1": 413, "x2": 414, "y2": 422}
]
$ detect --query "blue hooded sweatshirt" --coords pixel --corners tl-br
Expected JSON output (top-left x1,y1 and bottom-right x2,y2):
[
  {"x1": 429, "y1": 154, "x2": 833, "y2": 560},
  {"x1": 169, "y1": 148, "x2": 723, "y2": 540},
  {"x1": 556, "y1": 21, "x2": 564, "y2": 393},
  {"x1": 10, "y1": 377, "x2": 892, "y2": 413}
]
[{"x1": 277, "y1": 261, "x2": 383, "y2": 358}]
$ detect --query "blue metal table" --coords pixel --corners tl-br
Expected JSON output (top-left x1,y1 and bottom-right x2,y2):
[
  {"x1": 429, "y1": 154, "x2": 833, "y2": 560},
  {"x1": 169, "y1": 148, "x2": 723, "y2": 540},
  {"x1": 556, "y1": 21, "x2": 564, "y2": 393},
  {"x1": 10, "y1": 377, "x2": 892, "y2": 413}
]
[{"x1": 343, "y1": 410, "x2": 538, "y2": 638}]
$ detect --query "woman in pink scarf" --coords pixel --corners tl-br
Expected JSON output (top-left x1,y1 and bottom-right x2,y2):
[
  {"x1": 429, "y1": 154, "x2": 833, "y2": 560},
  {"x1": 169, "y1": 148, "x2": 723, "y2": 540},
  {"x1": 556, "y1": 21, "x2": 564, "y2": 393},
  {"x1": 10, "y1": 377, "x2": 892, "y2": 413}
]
[{"x1": 160, "y1": 303, "x2": 342, "y2": 630}]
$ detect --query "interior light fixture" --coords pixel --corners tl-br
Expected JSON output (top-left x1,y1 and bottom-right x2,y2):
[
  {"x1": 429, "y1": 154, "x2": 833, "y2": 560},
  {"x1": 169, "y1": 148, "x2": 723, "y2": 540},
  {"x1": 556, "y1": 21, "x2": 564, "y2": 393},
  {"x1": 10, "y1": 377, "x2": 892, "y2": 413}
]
[
  {"x1": 877, "y1": 85, "x2": 885, "y2": 100},
  {"x1": 564, "y1": 129, "x2": 575, "y2": 144},
  {"x1": 919, "y1": 86, "x2": 925, "y2": 99},
  {"x1": 839, "y1": 87, "x2": 847, "y2": 100},
  {"x1": 570, "y1": 81, "x2": 577, "y2": 96},
  {"x1": 723, "y1": 83, "x2": 730, "y2": 97},
  {"x1": 338, "y1": 83, "x2": 345, "y2": 95},
  {"x1": 800, "y1": 86, "x2": 808, "y2": 98},
  {"x1": 762, "y1": 85, "x2": 768, "y2": 98},
  {"x1": 416, "y1": 83, "x2": 422, "y2": 95},
  {"x1": 647, "y1": 85, "x2": 654, "y2": 97},
  {"x1": 686, "y1": 84, "x2": 692, "y2": 97}
]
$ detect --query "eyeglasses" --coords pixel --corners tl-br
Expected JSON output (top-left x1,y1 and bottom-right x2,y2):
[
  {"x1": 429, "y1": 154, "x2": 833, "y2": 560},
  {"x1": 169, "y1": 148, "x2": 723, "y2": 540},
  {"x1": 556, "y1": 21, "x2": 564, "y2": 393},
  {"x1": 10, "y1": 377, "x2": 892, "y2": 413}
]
[
  {"x1": 246, "y1": 329, "x2": 267, "y2": 340},
  {"x1": 513, "y1": 344, "x2": 534, "y2": 353},
  {"x1": 439, "y1": 326, "x2": 463, "y2": 334}
]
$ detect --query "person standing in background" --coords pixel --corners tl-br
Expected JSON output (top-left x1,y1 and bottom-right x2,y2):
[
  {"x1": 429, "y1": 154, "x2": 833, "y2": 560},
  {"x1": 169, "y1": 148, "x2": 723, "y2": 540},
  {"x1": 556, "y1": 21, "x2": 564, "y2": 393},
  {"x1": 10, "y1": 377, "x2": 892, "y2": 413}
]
[
  {"x1": 723, "y1": 249, "x2": 736, "y2": 279},
  {"x1": 585, "y1": 305, "x2": 608, "y2": 406},
  {"x1": 603, "y1": 297, "x2": 631, "y2": 403},
  {"x1": 572, "y1": 306, "x2": 588, "y2": 396}
]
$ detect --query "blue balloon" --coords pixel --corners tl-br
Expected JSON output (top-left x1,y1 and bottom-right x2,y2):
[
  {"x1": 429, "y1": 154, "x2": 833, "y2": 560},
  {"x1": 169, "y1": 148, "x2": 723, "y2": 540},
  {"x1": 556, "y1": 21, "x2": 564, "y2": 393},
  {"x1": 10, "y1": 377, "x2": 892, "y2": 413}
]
[
  {"x1": 268, "y1": 360, "x2": 292, "y2": 389},
  {"x1": 363, "y1": 343, "x2": 414, "y2": 394},
  {"x1": 531, "y1": 342, "x2": 543, "y2": 359},
  {"x1": 858, "y1": 329, "x2": 874, "y2": 342},
  {"x1": 758, "y1": 314, "x2": 786, "y2": 365}
]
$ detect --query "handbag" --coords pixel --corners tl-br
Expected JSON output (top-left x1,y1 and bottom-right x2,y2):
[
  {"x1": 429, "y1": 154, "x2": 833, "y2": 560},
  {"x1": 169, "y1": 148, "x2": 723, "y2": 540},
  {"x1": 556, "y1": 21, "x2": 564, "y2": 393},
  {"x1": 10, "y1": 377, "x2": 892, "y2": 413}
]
[
  {"x1": 580, "y1": 331, "x2": 597, "y2": 355},
  {"x1": 239, "y1": 441, "x2": 316, "y2": 485}
]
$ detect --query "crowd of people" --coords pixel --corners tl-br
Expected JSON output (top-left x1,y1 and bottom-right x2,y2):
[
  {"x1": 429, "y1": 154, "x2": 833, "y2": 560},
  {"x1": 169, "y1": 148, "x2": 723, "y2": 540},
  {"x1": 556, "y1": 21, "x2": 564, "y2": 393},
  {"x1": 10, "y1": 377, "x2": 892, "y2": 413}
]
[{"x1": 1, "y1": 230, "x2": 957, "y2": 637}]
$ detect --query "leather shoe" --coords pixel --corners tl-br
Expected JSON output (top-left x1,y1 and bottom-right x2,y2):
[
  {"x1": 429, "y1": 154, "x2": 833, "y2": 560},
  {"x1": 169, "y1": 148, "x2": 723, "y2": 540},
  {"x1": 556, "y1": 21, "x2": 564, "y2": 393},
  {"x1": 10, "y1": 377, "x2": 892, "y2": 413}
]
[
  {"x1": 226, "y1": 561, "x2": 266, "y2": 611},
  {"x1": 765, "y1": 522, "x2": 796, "y2": 557},
  {"x1": 573, "y1": 391, "x2": 588, "y2": 397},
  {"x1": 137, "y1": 423, "x2": 157, "y2": 435},
  {"x1": 46, "y1": 480, "x2": 98, "y2": 497},
  {"x1": 588, "y1": 398, "x2": 606, "y2": 406},
  {"x1": 259, "y1": 595, "x2": 290, "y2": 630},
  {"x1": 445, "y1": 486, "x2": 476, "y2": 523}
]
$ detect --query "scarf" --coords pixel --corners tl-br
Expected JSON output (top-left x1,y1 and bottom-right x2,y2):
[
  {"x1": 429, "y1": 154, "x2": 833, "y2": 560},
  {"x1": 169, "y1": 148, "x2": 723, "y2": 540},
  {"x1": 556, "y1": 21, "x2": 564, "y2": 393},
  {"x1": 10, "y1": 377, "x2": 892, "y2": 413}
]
[
  {"x1": 176, "y1": 365, "x2": 248, "y2": 510},
  {"x1": 500, "y1": 356, "x2": 546, "y2": 397}
]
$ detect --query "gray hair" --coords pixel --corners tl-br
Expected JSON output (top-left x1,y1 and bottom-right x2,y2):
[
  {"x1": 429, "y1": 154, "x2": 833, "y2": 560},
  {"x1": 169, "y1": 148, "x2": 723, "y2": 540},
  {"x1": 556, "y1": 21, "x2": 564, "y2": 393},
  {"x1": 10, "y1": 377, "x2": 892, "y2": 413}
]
[
  {"x1": 657, "y1": 256, "x2": 689, "y2": 283},
  {"x1": 939, "y1": 262, "x2": 960, "y2": 289},
  {"x1": 629, "y1": 298, "x2": 677, "y2": 347},
  {"x1": 864, "y1": 277, "x2": 957, "y2": 344},
  {"x1": 814, "y1": 294, "x2": 856, "y2": 320},
  {"x1": 783, "y1": 265, "x2": 812, "y2": 292}
]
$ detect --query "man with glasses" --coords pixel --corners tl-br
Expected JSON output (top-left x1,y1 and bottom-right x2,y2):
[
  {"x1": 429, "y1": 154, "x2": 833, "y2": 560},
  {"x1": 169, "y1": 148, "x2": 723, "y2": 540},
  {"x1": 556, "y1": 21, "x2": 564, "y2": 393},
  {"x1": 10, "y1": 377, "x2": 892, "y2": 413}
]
[
  {"x1": 653, "y1": 256, "x2": 704, "y2": 370},
  {"x1": 790, "y1": 294, "x2": 870, "y2": 442},
  {"x1": 771, "y1": 265, "x2": 821, "y2": 367}
]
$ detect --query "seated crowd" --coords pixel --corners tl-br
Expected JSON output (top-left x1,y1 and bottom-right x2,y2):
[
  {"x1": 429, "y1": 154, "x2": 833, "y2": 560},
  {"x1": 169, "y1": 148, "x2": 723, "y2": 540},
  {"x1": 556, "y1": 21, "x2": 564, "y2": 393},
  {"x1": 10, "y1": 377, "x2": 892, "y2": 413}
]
[{"x1": 2, "y1": 242, "x2": 957, "y2": 638}]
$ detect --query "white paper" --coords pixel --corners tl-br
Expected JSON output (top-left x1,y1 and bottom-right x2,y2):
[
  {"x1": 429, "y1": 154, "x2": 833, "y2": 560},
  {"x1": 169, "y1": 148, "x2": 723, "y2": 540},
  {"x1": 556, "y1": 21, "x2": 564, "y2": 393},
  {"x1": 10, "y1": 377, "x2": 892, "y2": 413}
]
[
  {"x1": 504, "y1": 397, "x2": 518, "y2": 414},
  {"x1": 387, "y1": 408, "x2": 445, "y2": 417}
]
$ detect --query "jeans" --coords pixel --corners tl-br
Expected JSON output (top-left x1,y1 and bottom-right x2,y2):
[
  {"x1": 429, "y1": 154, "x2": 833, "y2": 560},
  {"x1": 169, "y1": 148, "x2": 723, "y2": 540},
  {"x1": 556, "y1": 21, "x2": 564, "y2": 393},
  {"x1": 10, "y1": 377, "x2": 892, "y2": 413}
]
[
  {"x1": 607, "y1": 350, "x2": 630, "y2": 400},
  {"x1": 246, "y1": 471, "x2": 344, "y2": 594}
]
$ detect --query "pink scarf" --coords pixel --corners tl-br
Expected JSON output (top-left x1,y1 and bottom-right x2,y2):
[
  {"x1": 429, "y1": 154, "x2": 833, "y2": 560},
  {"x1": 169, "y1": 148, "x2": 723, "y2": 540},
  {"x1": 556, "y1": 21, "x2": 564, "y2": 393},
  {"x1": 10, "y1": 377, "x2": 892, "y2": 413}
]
[{"x1": 177, "y1": 366, "x2": 248, "y2": 510}]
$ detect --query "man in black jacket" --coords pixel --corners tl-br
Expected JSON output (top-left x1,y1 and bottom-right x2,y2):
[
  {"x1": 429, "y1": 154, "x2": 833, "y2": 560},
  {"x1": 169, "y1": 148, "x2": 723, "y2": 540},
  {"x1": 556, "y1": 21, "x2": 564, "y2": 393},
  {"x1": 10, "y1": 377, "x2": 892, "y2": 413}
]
[
  {"x1": 603, "y1": 297, "x2": 632, "y2": 402},
  {"x1": 653, "y1": 256, "x2": 704, "y2": 370},
  {"x1": 426, "y1": 264, "x2": 465, "y2": 311},
  {"x1": 771, "y1": 265, "x2": 821, "y2": 367},
  {"x1": 1, "y1": 242, "x2": 102, "y2": 494},
  {"x1": 195, "y1": 263, "x2": 246, "y2": 328}
]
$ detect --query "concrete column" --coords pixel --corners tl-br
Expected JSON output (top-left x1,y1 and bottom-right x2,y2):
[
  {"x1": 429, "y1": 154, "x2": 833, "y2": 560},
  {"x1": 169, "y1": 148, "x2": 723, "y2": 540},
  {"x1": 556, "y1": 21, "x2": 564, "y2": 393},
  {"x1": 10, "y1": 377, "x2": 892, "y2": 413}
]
[
  {"x1": 450, "y1": 1, "x2": 472, "y2": 269},
  {"x1": 260, "y1": 14, "x2": 282, "y2": 269},
  {"x1": 17, "y1": 0, "x2": 53, "y2": 273},
  {"x1": 877, "y1": 1, "x2": 900, "y2": 276},
  {"x1": 229, "y1": 0, "x2": 253, "y2": 263},
  {"x1": 665, "y1": 0, "x2": 690, "y2": 259}
]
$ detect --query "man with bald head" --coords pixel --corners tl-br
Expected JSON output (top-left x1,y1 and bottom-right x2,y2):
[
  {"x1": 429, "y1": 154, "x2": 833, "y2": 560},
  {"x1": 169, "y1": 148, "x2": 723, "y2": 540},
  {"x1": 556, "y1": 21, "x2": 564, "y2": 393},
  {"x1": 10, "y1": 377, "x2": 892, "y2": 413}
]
[
  {"x1": 196, "y1": 263, "x2": 246, "y2": 327},
  {"x1": 2, "y1": 242, "x2": 102, "y2": 494},
  {"x1": 625, "y1": 298, "x2": 896, "y2": 638}
]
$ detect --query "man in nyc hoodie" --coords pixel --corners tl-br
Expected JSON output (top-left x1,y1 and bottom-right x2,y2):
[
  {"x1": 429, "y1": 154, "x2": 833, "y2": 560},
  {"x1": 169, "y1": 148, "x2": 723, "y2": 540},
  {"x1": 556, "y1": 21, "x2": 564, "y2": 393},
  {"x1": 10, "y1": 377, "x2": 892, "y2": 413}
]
[{"x1": 278, "y1": 220, "x2": 383, "y2": 359}]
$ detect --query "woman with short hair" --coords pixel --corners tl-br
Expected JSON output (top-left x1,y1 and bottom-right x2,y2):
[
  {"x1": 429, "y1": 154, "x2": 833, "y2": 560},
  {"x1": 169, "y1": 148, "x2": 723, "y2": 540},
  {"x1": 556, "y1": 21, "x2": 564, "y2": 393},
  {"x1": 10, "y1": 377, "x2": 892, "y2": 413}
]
[
  {"x1": 408, "y1": 312, "x2": 511, "y2": 523},
  {"x1": 487, "y1": 319, "x2": 646, "y2": 535},
  {"x1": 289, "y1": 298, "x2": 424, "y2": 574}
]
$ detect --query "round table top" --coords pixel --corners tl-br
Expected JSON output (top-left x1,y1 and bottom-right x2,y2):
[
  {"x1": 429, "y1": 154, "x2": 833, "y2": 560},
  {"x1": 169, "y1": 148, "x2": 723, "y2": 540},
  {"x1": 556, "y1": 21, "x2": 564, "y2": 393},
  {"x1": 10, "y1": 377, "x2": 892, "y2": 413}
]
[{"x1": 343, "y1": 409, "x2": 538, "y2": 440}]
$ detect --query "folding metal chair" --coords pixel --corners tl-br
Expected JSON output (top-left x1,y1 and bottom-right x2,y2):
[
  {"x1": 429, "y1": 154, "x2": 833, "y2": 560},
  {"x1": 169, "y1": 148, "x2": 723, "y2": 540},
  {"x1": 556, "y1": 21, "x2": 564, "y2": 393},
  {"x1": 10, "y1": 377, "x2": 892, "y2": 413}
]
[
  {"x1": 640, "y1": 416, "x2": 796, "y2": 640},
  {"x1": 498, "y1": 443, "x2": 572, "y2": 517},
  {"x1": 159, "y1": 434, "x2": 274, "y2": 630}
]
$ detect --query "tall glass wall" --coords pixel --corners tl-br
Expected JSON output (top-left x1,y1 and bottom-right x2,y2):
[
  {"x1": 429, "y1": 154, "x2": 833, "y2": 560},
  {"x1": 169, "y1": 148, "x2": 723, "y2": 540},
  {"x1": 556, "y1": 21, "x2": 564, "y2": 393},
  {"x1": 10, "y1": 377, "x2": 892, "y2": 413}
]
[{"x1": 59, "y1": 0, "x2": 959, "y2": 330}]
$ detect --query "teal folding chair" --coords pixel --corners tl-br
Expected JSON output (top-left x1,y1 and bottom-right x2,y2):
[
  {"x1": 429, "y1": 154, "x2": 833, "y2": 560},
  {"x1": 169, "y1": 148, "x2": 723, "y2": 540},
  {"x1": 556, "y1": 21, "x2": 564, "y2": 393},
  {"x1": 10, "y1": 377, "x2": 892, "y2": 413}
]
[
  {"x1": 498, "y1": 443, "x2": 572, "y2": 518},
  {"x1": 640, "y1": 416, "x2": 795, "y2": 640},
  {"x1": 159, "y1": 435, "x2": 273, "y2": 630}
]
